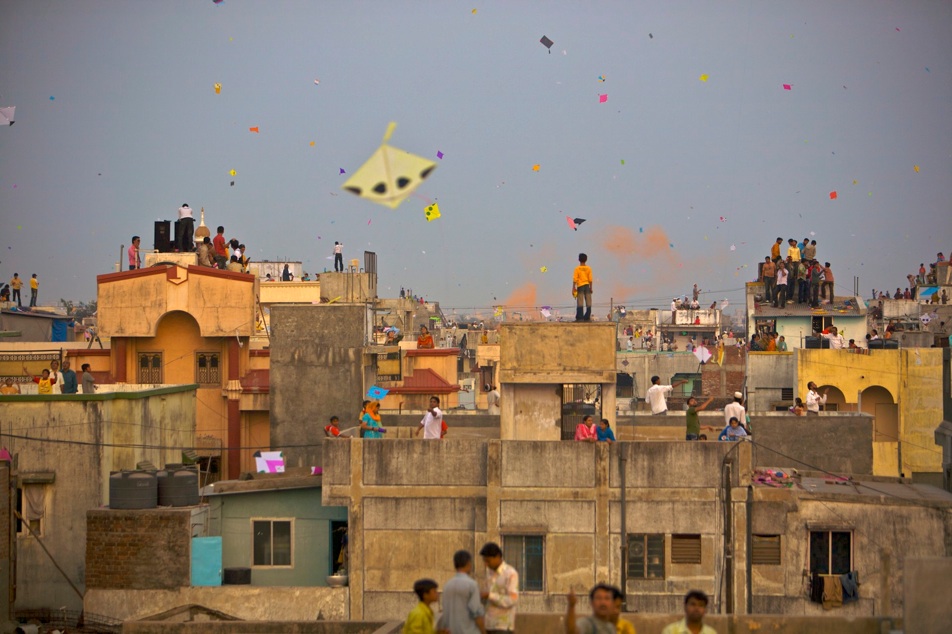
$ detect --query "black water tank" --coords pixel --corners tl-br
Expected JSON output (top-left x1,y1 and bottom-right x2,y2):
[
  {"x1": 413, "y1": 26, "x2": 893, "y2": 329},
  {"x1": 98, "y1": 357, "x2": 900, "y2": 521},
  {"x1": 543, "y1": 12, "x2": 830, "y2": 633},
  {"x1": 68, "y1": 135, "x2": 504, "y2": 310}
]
[
  {"x1": 157, "y1": 464, "x2": 199, "y2": 507},
  {"x1": 109, "y1": 470, "x2": 158, "y2": 509}
]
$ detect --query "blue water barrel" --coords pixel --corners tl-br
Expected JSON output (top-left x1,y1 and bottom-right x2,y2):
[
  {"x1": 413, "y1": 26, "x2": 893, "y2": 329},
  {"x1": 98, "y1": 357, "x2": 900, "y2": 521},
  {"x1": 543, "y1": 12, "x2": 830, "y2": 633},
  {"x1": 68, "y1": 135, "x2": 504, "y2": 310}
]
[
  {"x1": 109, "y1": 470, "x2": 158, "y2": 509},
  {"x1": 157, "y1": 464, "x2": 199, "y2": 507}
]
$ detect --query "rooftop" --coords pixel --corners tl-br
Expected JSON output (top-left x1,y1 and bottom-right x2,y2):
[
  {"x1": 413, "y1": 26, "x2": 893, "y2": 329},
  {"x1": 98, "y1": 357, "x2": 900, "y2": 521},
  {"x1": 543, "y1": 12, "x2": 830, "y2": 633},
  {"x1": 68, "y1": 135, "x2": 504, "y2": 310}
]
[{"x1": 753, "y1": 297, "x2": 866, "y2": 318}]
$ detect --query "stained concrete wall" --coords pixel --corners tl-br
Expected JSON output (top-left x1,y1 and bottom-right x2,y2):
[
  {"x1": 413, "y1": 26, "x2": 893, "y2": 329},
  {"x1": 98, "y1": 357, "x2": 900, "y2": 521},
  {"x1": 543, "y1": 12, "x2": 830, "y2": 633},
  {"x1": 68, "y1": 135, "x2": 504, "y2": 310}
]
[
  {"x1": 511, "y1": 614, "x2": 895, "y2": 634},
  {"x1": 746, "y1": 352, "x2": 796, "y2": 411},
  {"x1": 903, "y1": 558, "x2": 952, "y2": 634},
  {"x1": 751, "y1": 413, "x2": 874, "y2": 475},
  {"x1": 323, "y1": 438, "x2": 951, "y2": 622},
  {"x1": 270, "y1": 304, "x2": 369, "y2": 468},
  {"x1": 123, "y1": 623, "x2": 389, "y2": 634},
  {"x1": 2, "y1": 386, "x2": 196, "y2": 612},
  {"x1": 86, "y1": 586, "x2": 349, "y2": 623}
]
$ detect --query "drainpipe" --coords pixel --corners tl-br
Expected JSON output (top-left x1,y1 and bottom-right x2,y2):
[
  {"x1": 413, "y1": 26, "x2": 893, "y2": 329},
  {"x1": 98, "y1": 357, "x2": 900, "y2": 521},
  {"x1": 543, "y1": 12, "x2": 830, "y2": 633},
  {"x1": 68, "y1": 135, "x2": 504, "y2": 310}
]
[
  {"x1": 723, "y1": 459, "x2": 734, "y2": 614},
  {"x1": 745, "y1": 485, "x2": 753, "y2": 614},
  {"x1": 619, "y1": 443, "x2": 628, "y2": 610}
]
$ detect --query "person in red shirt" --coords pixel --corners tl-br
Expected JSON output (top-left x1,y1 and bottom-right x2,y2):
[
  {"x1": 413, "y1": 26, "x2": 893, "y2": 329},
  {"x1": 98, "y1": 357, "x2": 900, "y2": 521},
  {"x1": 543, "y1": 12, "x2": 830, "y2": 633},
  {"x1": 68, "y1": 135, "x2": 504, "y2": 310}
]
[
  {"x1": 324, "y1": 416, "x2": 350, "y2": 439},
  {"x1": 212, "y1": 226, "x2": 228, "y2": 269}
]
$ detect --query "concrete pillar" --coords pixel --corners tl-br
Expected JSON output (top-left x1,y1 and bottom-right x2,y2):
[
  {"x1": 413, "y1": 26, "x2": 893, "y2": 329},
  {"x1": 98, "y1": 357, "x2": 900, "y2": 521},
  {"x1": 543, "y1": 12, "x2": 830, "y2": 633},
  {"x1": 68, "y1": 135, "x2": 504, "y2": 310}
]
[
  {"x1": 0, "y1": 463, "x2": 14, "y2": 629},
  {"x1": 114, "y1": 338, "x2": 127, "y2": 382},
  {"x1": 348, "y1": 439, "x2": 365, "y2": 620},
  {"x1": 594, "y1": 443, "x2": 610, "y2": 582}
]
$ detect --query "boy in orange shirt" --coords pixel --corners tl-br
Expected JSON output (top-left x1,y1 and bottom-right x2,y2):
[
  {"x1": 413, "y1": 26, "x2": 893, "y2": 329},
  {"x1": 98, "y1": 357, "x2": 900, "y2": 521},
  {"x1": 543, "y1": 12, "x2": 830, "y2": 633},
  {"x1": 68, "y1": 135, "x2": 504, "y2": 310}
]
[{"x1": 572, "y1": 253, "x2": 593, "y2": 322}]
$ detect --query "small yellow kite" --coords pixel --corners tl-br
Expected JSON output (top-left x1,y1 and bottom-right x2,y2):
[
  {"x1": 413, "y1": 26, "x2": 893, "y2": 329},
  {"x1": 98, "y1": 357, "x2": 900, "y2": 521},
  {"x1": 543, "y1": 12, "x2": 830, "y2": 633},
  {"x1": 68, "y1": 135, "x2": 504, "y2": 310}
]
[
  {"x1": 424, "y1": 202, "x2": 441, "y2": 221},
  {"x1": 342, "y1": 122, "x2": 437, "y2": 209}
]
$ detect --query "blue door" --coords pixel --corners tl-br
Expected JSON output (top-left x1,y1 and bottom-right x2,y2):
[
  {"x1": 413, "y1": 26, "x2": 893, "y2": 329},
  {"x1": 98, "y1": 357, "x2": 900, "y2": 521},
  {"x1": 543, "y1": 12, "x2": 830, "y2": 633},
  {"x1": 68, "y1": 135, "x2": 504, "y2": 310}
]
[{"x1": 191, "y1": 536, "x2": 223, "y2": 586}]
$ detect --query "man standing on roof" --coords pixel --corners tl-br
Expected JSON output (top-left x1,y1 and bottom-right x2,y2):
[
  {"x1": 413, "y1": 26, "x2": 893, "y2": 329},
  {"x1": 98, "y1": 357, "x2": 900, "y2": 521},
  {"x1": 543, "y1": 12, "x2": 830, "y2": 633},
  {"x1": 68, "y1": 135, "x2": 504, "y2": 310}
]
[
  {"x1": 724, "y1": 392, "x2": 746, "y2": 428},
  {"x1": 416, "y1": 396, "x2": 444, "y2": 439},
  {"x1": 177, "y1": 204, "x2": 194, "y2": 252},
  {"x1": 573, "y1": 253, "x2": 593, "y2": 322},
  {"x1": 128, "y1": 236, "x2": 141, "y2": 270},
  {"x1": 805, "y1": 381, "x2": 828, "y2": 415},
  {"x1": 646, "y1": 375, "x2": 688, "y2": 415}
]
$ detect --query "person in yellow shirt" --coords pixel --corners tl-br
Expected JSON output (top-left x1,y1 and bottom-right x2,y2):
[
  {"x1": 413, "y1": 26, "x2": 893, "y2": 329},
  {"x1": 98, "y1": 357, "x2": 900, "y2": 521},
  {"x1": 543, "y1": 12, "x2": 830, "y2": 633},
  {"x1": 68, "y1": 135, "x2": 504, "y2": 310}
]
[
  {"x1": 29, "y1": 273, "x2": 38, "y2": 307},
  {"x1": 786, "y1": 239, "x2": 800, "y2": 262},
  {"x1": 613, "y1": 588, "x2": 636, "y2": 634},
  {"x1": 24, "y1": 367, "x2": 56, "y2": 394},
  {"x1": 0, "y1": 378, "x2": 21, "y2": 395},
  {"x1": 403, "y1": 578, "x2": 447, "y2": 634},
  {"x1": 573, "y1": 253, "x2": 593, "y2": 322},
  {"x1": 9, "y1": 273, "x2": 23, "y2": 307},
  {"x1": 770, "y1": 237, "x2": 782, "y2": 261}
]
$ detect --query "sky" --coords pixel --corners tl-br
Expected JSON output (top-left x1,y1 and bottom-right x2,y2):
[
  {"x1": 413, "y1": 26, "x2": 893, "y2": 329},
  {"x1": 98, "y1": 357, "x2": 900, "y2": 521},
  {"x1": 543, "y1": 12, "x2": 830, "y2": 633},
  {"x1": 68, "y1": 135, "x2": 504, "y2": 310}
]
[{"x1": 1, "y1": 1, "x2": 949, "y2": 320}]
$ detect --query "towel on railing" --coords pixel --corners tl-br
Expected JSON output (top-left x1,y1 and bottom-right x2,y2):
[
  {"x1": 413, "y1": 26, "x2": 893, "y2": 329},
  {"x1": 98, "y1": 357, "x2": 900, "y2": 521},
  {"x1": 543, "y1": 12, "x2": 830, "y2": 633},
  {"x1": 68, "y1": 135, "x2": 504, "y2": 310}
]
[{"x1": 841, "y1": 570, "x2": 859, "y2": 604}]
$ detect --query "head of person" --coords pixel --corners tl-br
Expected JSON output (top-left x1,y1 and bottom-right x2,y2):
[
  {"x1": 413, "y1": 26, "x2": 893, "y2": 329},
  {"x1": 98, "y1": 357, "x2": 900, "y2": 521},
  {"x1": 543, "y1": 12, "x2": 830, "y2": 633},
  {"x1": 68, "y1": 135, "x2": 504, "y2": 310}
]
[
  {"x1": 683, "y1": 590, "x2": 709, "y2": 624},
  {"x1": 807, "y1": 381, "x2": 817, "y2": 391},
  {"x1": 588, "y1": 583, "x2": 618, "y2": 620},
  {"x1": 479, "y1": 542, "x2": 503, "y2": 570},
  {"x1": 788, "y1": 239, "x2": 797, "y2": 246},
  {"x1": 484, "y1": 383, "x2": 490, "y2": 392},
  {"x1": 729, "y1": 417, "x2": 740, "y2": 428},
  {"x1": 328, "y1": 416, "x2": 339, "y2": 427},
  {"x1": 50, "y1": 360, "x2": 59, "y2": 370},
  {"x1": 182, "y1": 203, "x2": 189, "y2": 208},
  {"x1": 871, "y1": 329, "x2": 878, "y2": 336},
  {"x1": 62, "y1": 361, "x2": 70, "y2": 371},
  {"x1": 81, "y1": 363, "x2": 90, "y2": 372},
  {"x1": 811, "y1": 240, "x2": 817, "y2": 246},
  {"x1": 599, "y1": 418, "x2": 611, "y2": 430},
  {"x1": 335, "y1": 241, "x2": 340, "y2": 245},
  {"x1": 825, "y1": 262, "x2": 830, "y2": 268},
  {"x1": 776, "y1": 237, "x2": 783, "y2": 244},
  {"x1": 31, "y1": 274, "x2": 36, "y2": 279},
  {"x1": 651, "y1": 375, "x2": 660, "y2": 385},
  {"x1": 4, "y1": 378, "x2": 13, "y2": 387},
  {"x1": 412, "y1": 578, "x2": 439, "y2": 604},
  {"x1": 12, "y1": 273, "x2": 18, "y2": 278},
  {"x1": 687, "y1": 396, "x2": 697, "y2": 407},
  {"x1": 204, "y1": 236, "x2": 211, "y2": 244},
  {"x1": 453, "y1": 549, "x2": 473, "y2": 573},
  {"x1": 733, "y1": 391, "x2": 743, "y2": 403},
  {"x1": 368, "y1": 401, "x2": 380, "y2": 413},
  {"x1": 420, "y1": 325, "x2": 429, "y2": 334},
  {"x1": 581, "y1": 415, "x2": 593, "y2": 427},
  {"x1": 429, "y1": 396, "x2": 440, "y2": 408},
  {"x1": 217, "y1": 225, "x2": 225, "y2": 234},
  {"x1": 795, "y1": 397, "x2": 803, "y2": 406},
  {"x1": 361, "y1": 399, "x2": 370, "y2": 412},
  {"x1": 764, "y1": 256, "x2": 770, "y2": 263},
  {"x1": 830, "y1": 326, "x2": 838, "y2": 335},
  {"x1": 230, "y1": 255, "x2": 239, "y2": 263},
  {"x1": 778, "y1": 336, "x2": 785, "y2": 342},
  {"x1": 132, "y1": 235, "x2": 140, "y2": 245},
  {"x1": 40, "y1": 369, "x2": 50, "y2": 378}
]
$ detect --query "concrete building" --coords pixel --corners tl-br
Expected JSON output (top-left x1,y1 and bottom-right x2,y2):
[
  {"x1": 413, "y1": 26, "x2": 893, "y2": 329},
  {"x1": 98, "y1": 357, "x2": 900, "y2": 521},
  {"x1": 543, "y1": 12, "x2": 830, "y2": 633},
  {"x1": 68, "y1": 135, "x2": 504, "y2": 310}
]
[
  {"x1": 96, "y1": 263, "x2": 267, "y2": 478},
  {"x1": 796, "y1": 347, "x2": 944, "y2": 481},
  {"x1": 498, "y1": 322, "x2": 617, "y2": 440},
  {"x1": 0, "y1": 384, "x2": 196, "y2": 612},
  {"x1": 321, "y1": 438, "x2": 952, "y2": 622}
]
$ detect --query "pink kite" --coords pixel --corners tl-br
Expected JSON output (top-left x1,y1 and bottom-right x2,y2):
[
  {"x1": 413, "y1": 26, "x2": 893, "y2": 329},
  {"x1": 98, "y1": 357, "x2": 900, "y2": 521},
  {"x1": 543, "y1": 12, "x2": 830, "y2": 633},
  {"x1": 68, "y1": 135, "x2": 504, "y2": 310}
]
[
  {"x1": 598, "y1": 94, "x2": 608, "y2": 103},
  {"x1": 782, "y1": 84, "x2": 792, "y2": 90},
  {"x1": 566, "y1": 216, "x2": 577, "y2": 230}
]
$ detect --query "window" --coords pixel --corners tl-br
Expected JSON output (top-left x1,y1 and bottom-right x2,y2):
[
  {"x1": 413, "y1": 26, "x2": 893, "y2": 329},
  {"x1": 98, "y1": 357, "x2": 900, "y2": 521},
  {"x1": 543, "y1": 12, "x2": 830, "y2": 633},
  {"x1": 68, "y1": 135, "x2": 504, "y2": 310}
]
[
  {"x1": 809, "y1": 530, "x2": 851, "y2": 575},
  {"x1": 502, "y1": 535, "x2": 544, "y2": 591},
  {"x1": 137, "y1": 352, "x2": 163, "y2": 383},
  {"x1": 561, "y1": 384, "x2": 601, "y2": 440},
  {"x1": 671, "y1": 534, "x2": 701, "y2": 564},
  {"x1": 627, "y1": 534, "x2": 664, "y2": 579},
  {"x1": 671, "y1": 373, "x2": 701, "y2": 397},
  {"x1": 253, "y1": 519, "x2": 292, "y2": 567},
  {"x1": 196, "y1": 352, "x2": 220, "y2": 385},
  {"x1": 752, "y1": 535, "x2": 782, "y2": 565},
  {"x1": 15, "y1": 485, "x2": 46, "y2": 537}
]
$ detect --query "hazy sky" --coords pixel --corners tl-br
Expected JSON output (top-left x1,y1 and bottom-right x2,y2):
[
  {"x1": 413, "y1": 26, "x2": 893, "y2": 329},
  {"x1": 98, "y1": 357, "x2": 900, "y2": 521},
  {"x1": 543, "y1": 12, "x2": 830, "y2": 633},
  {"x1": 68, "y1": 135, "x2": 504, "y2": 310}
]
[{"x1": 1, "y1": 1, "x2": 949, "y2": 319}]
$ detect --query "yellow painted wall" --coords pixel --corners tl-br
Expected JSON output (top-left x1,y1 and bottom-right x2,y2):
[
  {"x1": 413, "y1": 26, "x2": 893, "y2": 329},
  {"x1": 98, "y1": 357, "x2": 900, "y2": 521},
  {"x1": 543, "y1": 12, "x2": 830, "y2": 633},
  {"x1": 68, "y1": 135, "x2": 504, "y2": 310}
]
[{"x1": 797, "y1": 349, "x2": 942, "y2": 475}]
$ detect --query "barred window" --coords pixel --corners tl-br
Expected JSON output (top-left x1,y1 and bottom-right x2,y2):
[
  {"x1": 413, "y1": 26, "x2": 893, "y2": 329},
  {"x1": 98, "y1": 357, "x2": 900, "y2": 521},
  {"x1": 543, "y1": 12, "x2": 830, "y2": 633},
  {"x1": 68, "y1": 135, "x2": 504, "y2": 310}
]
[
  {"x1": 137, "y1": 353, "x2": 162, "y2": 383},
  {"x1": 196, "y1": 352, "x2": 221, "y2": 385},
  {"x1": 627, "y1": 534, "x2": 665, "y2": 579}
]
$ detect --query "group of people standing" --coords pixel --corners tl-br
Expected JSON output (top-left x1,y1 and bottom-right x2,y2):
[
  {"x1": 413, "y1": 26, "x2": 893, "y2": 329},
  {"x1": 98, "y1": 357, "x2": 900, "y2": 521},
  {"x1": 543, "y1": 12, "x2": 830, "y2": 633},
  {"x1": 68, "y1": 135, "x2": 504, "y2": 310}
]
[
  {"x1": 2, "y1": 272, "x2": 39, "y2": 308},
  {"x1": 404, "y1": 542, "x2": 520, "y2": 634},
  {"x1": 760, "y1": 237, "x2": 835, "y2": 309},
  {"x1": 3, "y1": 359, "x2": 96, "y2": 395}
]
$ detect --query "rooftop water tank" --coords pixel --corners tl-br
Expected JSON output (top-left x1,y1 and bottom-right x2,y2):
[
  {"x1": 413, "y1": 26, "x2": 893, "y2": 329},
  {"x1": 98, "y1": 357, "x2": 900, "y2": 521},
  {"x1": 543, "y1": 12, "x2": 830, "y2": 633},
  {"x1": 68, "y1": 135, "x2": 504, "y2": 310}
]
[
  {"x1": 109, "y1": 470, "x2": 158, "y2": 509},
  {"x1": 157, "y1": 464, "x2": 199, "y2": 507}
]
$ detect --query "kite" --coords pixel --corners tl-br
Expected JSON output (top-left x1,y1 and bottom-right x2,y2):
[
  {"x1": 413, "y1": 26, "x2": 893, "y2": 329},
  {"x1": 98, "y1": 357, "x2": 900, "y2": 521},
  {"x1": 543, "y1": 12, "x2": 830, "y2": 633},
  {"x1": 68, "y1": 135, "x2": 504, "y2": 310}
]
[
  {"x1": 0, "y1": 106, "x2": 14, "y2": 126},
  {"x1": 436, "y1": 151, "x2": 444, "y2": 159},
  {"x1": 532, "y1": 164, "x2": 540, "y2": 171},
  {"x1": 540, "y1": 266, "x2": 547, "y2": 273},
  {"x1": 540, "y1": 35, "x2": 554, "y2": 52},
  {"x1": 598, "y1": 94, "x2": 608, "y2": 103},
  {"x1": 424, "y1": 202, "x2": 441, "y2": 221},
  {"x1": 693, "y1": 346, "x2": 712, "y2": 364},
  {"x1": 229, "y1": 169, "x2": 237, "y2": 176},
  {"x1": 367, "y1": 385, "x2": 389, "y2": 400},
  {"x1": 829, "y1": 191, "x2": 837, "y2": 200},
  {"x1": 699, "y1": 74, "x2": 709, "y2": 82},
  {"x1": 214, "y1": 83, "x2": 222, "y2": 94},
  {"x1": 913, "y1": 165, "x2": 920, "y2": 173},
  {"x1": 597, "y1": 75, "x2": 606, "y2": 82},
  {"x1": 341, "y1": 122, "x2": 436, "y2": 209},
  {"x1": 249, "y1": 126, "x2": 259, "y2": 133},
  {"x1": 782, "y1": 84, "x2": 792, "y2": 90},
  {"x1": 566, "y1": 216, "x2": 586, "y2": 231},
  {"x1": 540, "y1": 307, "x2": 552, "y2": 318}
]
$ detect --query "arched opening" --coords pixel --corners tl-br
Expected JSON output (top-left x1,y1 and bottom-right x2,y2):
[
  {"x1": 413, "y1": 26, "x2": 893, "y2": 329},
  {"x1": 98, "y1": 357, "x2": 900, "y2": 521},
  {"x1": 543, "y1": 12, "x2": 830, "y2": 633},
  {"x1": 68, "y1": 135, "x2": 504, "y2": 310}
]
[
  {"x1": 138, "y1": 311, "x2": 206, "y2": 384},
  {"x1": 817, "y1": 385, "x2": 847, "y2": 412},
  {"x1": 861, "y1": 385, "x2": 897, "y2": 442}
]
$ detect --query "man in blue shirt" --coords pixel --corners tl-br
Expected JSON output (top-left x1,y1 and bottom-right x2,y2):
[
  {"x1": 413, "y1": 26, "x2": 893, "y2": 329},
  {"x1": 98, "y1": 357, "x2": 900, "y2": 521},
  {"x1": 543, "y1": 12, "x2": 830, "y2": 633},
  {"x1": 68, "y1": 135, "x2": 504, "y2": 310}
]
[
  {"x1": 60, "y1": 360, "x2": 78, "y2": 394},
  {"x1": 438, "y1": 550, "x2": 486, "y2": 634}
]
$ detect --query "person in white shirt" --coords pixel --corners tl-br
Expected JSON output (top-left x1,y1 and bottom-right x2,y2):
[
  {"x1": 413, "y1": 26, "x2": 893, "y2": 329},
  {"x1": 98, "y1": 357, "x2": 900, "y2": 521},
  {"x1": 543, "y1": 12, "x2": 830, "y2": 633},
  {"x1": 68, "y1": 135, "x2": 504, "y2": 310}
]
[
  {"x1": 723, "y1": 392, "x2": 746, "y2": 427},
  {"x1": 485, "y1": 385, "x2": 501, "y2": 415},
  {"x1": 416, "y1": 396, "x2": 444, "y2": 439},
  {"x1": 334, "y1": 241, "x2": 344, "y2": 272},
  {"x1": 805, "y1": 381, "x2": 828, "y2": 415},
  {"x1": 818, "y1": 325, "x2": 846, "y2": 349},
  {"x1": 646, "y1": 375, "x2": 688, "y2": 415},
  {"x1": 177, "y1": 203, "x2": 195, "y2": 252},
  {"x1": 48, "y1": 359, "x2": 65, "y2": 395}
]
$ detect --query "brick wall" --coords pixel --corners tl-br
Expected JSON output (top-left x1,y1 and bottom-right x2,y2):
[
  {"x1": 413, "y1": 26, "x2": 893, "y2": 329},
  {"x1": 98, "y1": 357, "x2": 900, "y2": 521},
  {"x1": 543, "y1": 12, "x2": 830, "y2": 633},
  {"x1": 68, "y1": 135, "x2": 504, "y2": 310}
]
[
  {"x1": 701, "y1": 345, "x2": 746, "y2": 401},
  {"x1": 85, "y1": 509, "x2": 192, "y2": 589}
]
